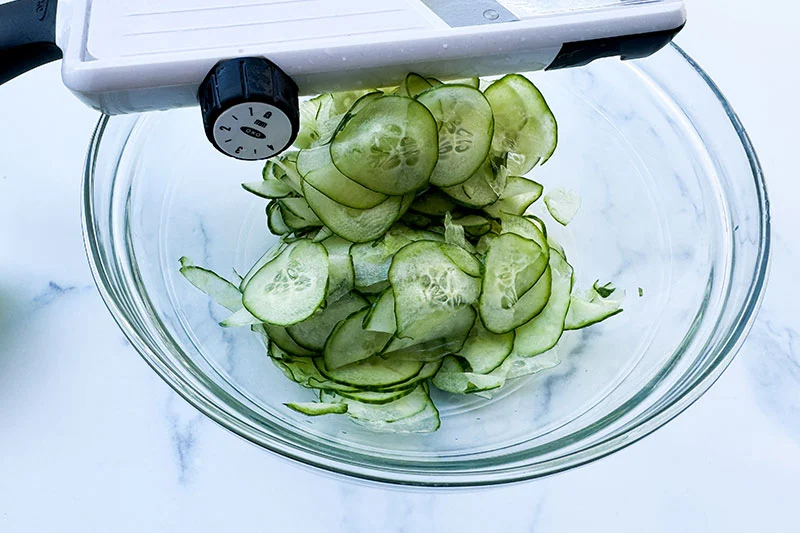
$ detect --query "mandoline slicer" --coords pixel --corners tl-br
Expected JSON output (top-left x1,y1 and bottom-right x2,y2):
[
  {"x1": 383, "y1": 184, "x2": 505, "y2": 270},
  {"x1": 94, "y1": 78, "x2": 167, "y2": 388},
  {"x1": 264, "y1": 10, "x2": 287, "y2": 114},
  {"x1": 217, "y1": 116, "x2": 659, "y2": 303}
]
[{"x1": 1, "y1": 0, "x2": 685, "y2": 160}]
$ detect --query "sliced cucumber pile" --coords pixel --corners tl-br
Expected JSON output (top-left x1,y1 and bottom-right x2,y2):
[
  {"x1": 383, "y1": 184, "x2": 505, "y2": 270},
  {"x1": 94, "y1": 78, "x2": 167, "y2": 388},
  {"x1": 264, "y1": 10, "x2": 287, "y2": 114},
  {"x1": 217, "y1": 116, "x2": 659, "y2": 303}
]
[{"x1": 181, "y1": 73, "x2": 624, "y2": 433}]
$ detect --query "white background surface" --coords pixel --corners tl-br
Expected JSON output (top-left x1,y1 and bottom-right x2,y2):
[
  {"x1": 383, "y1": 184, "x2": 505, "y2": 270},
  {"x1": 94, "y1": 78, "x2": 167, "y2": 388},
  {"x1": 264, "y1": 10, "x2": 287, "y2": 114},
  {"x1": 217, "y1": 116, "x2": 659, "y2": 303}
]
[{"x1": 1, "y1": 1, "x2": 799, "y2": 531}]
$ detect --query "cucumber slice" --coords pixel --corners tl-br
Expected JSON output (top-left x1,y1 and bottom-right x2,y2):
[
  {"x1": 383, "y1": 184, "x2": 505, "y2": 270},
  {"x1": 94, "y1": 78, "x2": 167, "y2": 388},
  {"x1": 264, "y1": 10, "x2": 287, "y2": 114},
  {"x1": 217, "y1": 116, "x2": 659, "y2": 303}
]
[
  {"x1": 345, "y1": 91, "x2": 385, "y2": 115},
  {"x1": 276, "y1": 351, "x2": 439, "y2": 425},
  {"x1": 280, "y1": 197, "x2": 322, "y2": 225},
  {"x1": 358, "y1": 280, "x2": 391, "y2": 296},
  {"x1": 363, "y1": 289, "x2": 397, "y2": 334},
  {"x1": 496, "y1": 348, "x2": 561, "y2": 381},
  {"x1": 287, "y1": 292, "x2": 369, "y2": 351},
  {"x1": 400, "y1": 212, "x2": 433, "y2": 229},
  {"x1": 263, "y1": 323, "x2": 318, "y2": 357},
  {"x1": 296, "y1": 144, "x2": 332, "y2": 177},
  {"x1": 399, "y1": 191, "x2": 416, "y2": 214},
  {"x1": 340, "y1": 360, "x2": 440, "y2": 393},
  {"x1": 495, "y1": 230, "x2": 548, "y2": 293},
  {"x1": 441, "y1": 155, "x2": 508, "y2": 208},
  {"x1": 466, "y1": 225, "x2": 492, "y2": 239},
  {"x1": 448, "y1": 77, "x2": 480, "y2": 89},
  {"x1": 564, "y1": 288, "x2": 623, "y2": 330},
  {"x1": 239, "y1": 241, "x2": 289, "y2": 291},
  {"x1": 305, "y1": 163, "x2": 388, "y2": 209},
  {"x1": 319, "y1": 385, "x2": 426, "y2": 422},
  {"x1": 242, "y1": 179, "x2": 293, "y2": 200},
  {"x1": 312, "y1": 226, "x2": 334, "y2": 242},
  {"x1": 417, "y1": 85, "x2": 494, "y2": 187},
  {"x1": 179, "y1": 257, "x2": 242, "y2": 312},
  {"x1": 451, "y1": 214, "x2": 492, "y2": 235},
  {"x1": 272, "y1": 353, "x2": 360, "y2": 392},
  {"x1": 593, "y1": 280, "x2": 617, "y2": 298},
  {"x1": 218, "y1": 308, "x2": 259, "y2": 327},
  {"x1": 302, "y1": 181, "x2": 408, "y2": 243},
  {"x1": 263, "y1": 157, "x2": 301, "y2": 195},
  {"x1": 337, "y1": 387, "x2": 416, "y2": 405},
  {"x1": 323, "y1": 89, "x2": 374, "y2": 118},
  {"x1": 467, "y1": 226, "x2": 492, "y2": 239},
  {"x1": 446, "y1": 347, "x2": 562, "y2": 400},
  {"x1": 330, "y1": 96, "x2": 439, "y2": 195},
  {"x1": 499, "y1": 213, "x2": 549, "y2": 263},
  {"x1": 438, "y1": 354, "x2": 466, "y2": 373},
  {"x1": 314, "y1": 90, "x2": 378, "y2": 145},
  {"x1": 397, "y1": 73, "x2": 435, "y2": 98},
  {"x1": 321, "y1": 384, "x2": 440, "y2": 433},
  {"x1": 243, "y1": 240, "x2": 329, "y2": 326},
  {"x1": 315, "y1": 355, "x2": 424, "y2": 389},
  {"x1": 480, "y1": 233, "x2": 551, "y2": 334},
  {"x1": 544, "y1": 188, "x2": 581, "y2": 226},
  {"x1": 312, "y1": 101, "x2": 342, "y2": 147},
  {"x1": 365, "y1": 400, "x2": 440, "y2": 433},
  {"x1": 470, "y1": 349, "x2": 562, "y2": 400},
  {"x1": 279, "y1": 209, "x2": 318, "y2": 231},
  {"x1": 285, "y1": 402, "x2": 348, "y2": 416},
  {"x1": 350, "y1": 225, "x2": 443, "y2": 288},
  {"x1": 504, "y1": 176, "x2": 544, "y2": 200},
  {"x1": 389, "y1": 241, "x2": 481, "y2": 342},
  {"x1": 512, "y1": 249, "x2": 573, "y2": 357},
  {"x1": 328, "y1": 91, "x2": 385, "y2": 140},
  {"x1": 268, "y1": 340, "x2": 298, "y2": 364},
  {"x1": 381, "y1": 307, "x2": 474, "y2": 362},
  {"x1": 279, "y1": 201, "x2": 322, "y2": 231},
  {"x1": 382, "y1": 333, "x2": 465, "y2": 359},
  {"x1": 483, "y1": 177, "x2": 544, "y2": 218},
  {"x1": 267, "y1": 202, "x2": 292, "y2": 236},
  {"x1": 443, "y1": 212, "x2": 475, "y2": 253},
  {"x1": 381, "y1": 299, "x2": 474, "y2": 360},
  {"x1": 294, "y1": 91, "x2": 366, "y2": 149},
  {"x1": 485, "y1": 74, "x2": 558, "y2": 175},
  {"x1": 295, "y1": 96, "x2": 325, "y2": 149},
  {"x1": 409, "y1": 190, "x2": 459, "y2": 216},
  {"x1": 272, "y1": 154, "x2": 303, "y2": 194},
  {"x1": 476, "y1": 231, "x2": 498, "y2": 255},
  {"x1": 405, "y1": 360, "x2": 442, "y2": 385},
  {"x1": 456, "y1": 320, "x2": 514, "y2": 373},
  {"x1": 219, "y1": 308, "x2": 261, "y2": 327},
  {"x1": 355, "y1": 401, "x2": 441, "y2": 433},
  {"x1": 432, "y1": 358, "x2": 505, "y2": 394},
  {"x1": 440, "y1": 241, "x2": 481, "y2": 277},
  {"x1": 323, "y1": 308, "x2": 393, "y2": 370},
  {"x1": 321, "y1": 236, "x2": 355, "y2": 303}
]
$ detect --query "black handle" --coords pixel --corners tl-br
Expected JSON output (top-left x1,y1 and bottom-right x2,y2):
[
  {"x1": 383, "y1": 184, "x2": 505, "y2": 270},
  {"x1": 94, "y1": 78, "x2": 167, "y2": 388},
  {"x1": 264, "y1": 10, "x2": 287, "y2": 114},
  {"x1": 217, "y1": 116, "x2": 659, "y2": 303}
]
[{"x1": 0, "y1": 0, "x2": 61, "y2": 86}]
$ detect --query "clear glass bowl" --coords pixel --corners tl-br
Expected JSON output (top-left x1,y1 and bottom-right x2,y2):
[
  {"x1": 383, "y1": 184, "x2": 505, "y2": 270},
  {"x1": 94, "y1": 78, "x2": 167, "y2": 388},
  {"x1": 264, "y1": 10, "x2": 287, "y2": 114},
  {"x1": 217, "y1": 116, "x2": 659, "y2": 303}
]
[{"x1": 83, "y1": 45, "x2": 770, "y2": 487}]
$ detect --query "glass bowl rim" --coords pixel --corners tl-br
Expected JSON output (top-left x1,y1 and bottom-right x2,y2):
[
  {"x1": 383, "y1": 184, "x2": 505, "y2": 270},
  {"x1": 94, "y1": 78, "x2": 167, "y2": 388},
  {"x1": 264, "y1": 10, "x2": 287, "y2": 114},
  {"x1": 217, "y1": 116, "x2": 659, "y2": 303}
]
[{"x1": 81, "y1": 44, "x2": 771, "y2": 488}]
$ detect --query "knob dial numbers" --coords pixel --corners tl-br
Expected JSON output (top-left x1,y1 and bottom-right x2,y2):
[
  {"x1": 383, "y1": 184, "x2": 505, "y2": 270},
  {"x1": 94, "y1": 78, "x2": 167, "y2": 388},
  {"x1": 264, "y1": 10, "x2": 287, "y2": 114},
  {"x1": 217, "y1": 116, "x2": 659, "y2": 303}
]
[
  {"x1": 212, "y1": 102, "x2": 293, "y2": 161},
  {"x1": 200, "y1": 57, "x2": 300, "y2": 161}
]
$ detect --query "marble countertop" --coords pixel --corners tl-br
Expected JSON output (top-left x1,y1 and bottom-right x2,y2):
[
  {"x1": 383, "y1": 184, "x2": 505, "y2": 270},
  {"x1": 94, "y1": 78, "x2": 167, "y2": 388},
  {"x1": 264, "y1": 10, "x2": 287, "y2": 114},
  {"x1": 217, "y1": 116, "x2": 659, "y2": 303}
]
[{"x1": 1, "y1": 2, "x2": 798, "y2": 531}]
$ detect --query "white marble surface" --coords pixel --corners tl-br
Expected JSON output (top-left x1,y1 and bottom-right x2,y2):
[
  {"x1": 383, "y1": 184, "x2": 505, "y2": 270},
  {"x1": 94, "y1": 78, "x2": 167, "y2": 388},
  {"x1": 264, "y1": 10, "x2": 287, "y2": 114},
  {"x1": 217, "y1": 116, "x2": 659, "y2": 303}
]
[{"x1": 1, "y1": 2, "x2": 799, "y2": 531}]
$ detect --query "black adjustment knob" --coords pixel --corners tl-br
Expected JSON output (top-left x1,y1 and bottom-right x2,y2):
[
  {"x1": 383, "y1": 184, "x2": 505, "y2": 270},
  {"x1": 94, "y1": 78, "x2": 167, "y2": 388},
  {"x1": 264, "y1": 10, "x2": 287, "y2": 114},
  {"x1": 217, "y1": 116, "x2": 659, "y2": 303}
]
[{"x1": 199, "y1": 57, "x2": 299, "y2": 161}]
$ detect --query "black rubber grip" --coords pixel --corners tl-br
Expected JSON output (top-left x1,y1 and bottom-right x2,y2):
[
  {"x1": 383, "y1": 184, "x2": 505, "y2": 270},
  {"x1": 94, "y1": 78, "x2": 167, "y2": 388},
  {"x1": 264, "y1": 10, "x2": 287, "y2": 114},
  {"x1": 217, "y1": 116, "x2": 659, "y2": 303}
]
[
  {"x1": 547, "y1": 24, "x2": 685, "y2": 71},
  {"x1": 0, "y1": 0, "x2": 61, "y2": 86}
]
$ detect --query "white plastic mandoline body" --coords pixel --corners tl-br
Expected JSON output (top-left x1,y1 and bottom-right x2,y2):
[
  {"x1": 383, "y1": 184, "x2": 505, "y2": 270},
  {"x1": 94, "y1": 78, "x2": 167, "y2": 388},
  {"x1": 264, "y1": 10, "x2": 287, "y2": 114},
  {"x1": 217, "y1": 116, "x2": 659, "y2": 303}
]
[{"x1": 54, "y1": 0, "x2": 685, "y2": 114}]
